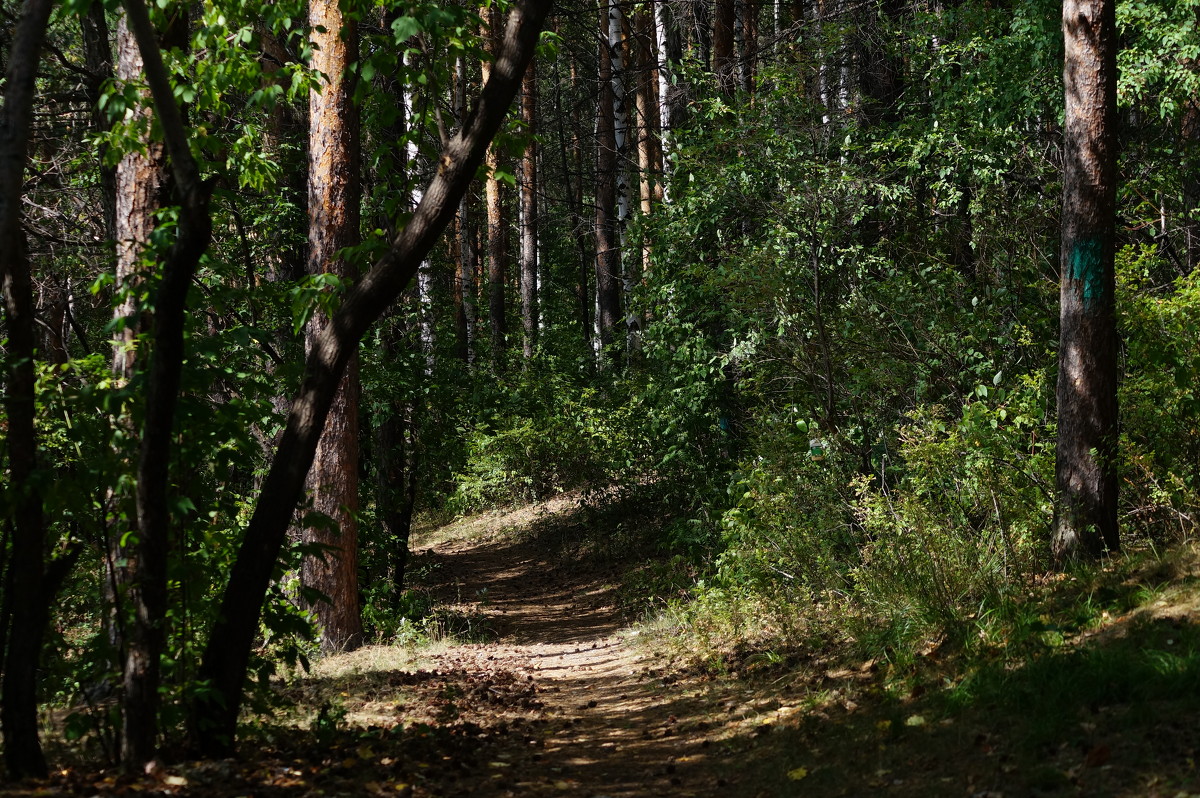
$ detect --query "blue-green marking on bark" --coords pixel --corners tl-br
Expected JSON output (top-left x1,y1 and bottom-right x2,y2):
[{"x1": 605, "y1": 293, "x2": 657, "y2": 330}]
[{"x1": 1069, "y1": 237, "x2": 1106, "y2": 308}]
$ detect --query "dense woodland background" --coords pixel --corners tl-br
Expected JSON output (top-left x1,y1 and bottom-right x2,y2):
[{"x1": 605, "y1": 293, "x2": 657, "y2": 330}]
[{"x1": 1, "y1": 0, "x2": 1199, "y2": 780}]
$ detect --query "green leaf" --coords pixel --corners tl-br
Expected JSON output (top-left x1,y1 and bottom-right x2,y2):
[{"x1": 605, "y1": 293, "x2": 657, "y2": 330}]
[{"x1": 391, "y1": 15, "x2": 421, "y2": 42}]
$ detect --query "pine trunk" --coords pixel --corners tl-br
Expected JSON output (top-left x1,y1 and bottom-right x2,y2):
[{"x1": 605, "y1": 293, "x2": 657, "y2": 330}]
[
  {"x1": 634, "y1": 7, "x2": 661, "y2": 277},
  {"x1": 116, "y1": 0, "x2": 214, "y2": 770},
  {"x1": 116, "y1": 2, "x2": 193, "y2": 771},
  {"x1": 1053, "y1": 0, "x2": 1120, "y2": 562},
  {"x1": 304, "y1": 0, "x2": 363, "y2": 651}
]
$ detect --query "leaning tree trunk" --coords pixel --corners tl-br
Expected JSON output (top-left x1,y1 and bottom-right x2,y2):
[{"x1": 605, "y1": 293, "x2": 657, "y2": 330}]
[
  {"x1": 0, "y1": 0, "x2": 55, "y2": 778},
  {"x1": 191, "y1": 0, "x2": 552, "y2": 754},
  {"x1": 1053, "y1": 0, "x2": 1120, "y2": 562},
  {"x1": 302, "y1": 0, "x2": 364, "y2": 652}
]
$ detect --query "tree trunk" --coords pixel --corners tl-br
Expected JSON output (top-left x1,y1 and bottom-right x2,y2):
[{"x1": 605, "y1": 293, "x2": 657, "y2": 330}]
[
  {"x1": 191, "y1": 0, "x2": 551, "y2": 753},
  {"x1": 116, "y1": 0, "x2": 214, "y2": 771},
  {"x1": 303, "y1": 0, "x2": 363, "y2": 652},
  {"x1": 375, "y1": 324, "x2": 418, "y2": 593},
  {"x1": 519, "y1": 59, "x2": 539, "y2": 360},
  {"x1": 0, "y1": 0, "x2": 55, "y2": 778},
  {"x1": 654, "y1": 0, "x2": 681, "y2": 199},
  {"x1": 483, "y1": 4, "x2": 509, "y2": 367},
  {"x1": 1053, "y1": 0, "x2": 1120, "y2": 562},
  {"x1": 740, "y1": 0, "x2": 758, "y2": 93},
  {"x1": 107, "y1": 5, "x2": 184, "y2": 699},
  {"x1": 455, "y1": 56, "x2": 477, "y2": 364},
  {"x1": 634, "y1": 6, "x2": 661, "y2": 277},
  {"x1": 595, "y1": 6, "x2": 622, "y2": 357},
  {"x1": 555, "y1": 44, "x2": 593, "y2": 351},
  {"x1": 81, "y1": 0, "x2": 116, "y2": 242},
  {"x1": 112, "y1": 9, "x2": 178, "y2": 382},
  {"x1": 713, "y1": 0, "x2": 737, "y2": 93}
]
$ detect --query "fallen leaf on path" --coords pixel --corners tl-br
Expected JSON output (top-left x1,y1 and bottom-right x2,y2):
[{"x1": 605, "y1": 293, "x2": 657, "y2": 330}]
[{"x1": 787, "y1": 767, "x2": 809, "y2": 781}]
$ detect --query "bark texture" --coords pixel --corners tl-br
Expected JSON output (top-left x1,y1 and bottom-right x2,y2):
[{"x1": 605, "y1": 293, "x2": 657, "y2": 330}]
[
  {"x1": 713, "y1": 0, "x2": 737, "y2": 93},
  {"x1": 483, "y1": 4, "x2": 509, "y2": 365},
  {"x1": 594, "y1": 8, "x2": 622, "y2": 356},
  {"x1": 304, "y1": 0, "x2": 363, "y2": 652},
  {"x1": 1053, "y1": 0, "x2": 1120, "y2": 562},
  {"x1": 192, "y1": 0, "x2": 552, "y2": 753},
  {"x1": 519, "y1": 60, "x2": 539, "y2": 360},
  {"x1": 112, "y1": 10, "x2": 171, "y2": 383},
  {"x1": 107, "y1": 11, "x2": 184, "y2": 711}
]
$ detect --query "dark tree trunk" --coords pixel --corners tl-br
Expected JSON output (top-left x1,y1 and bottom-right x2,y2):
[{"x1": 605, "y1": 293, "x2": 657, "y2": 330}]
[
  {"x1": 107, "y1": 7, "x2": 185, "y2": 705},
  {"x1": 595, "y1": 5, "x2": 622, "y2": 356},
  {"x1": 112, "y1": 0, "x2": 214, "y2": 771},
  {"x1": 519, "y1": 59, "x2": 539, "y2": 360},
  {"x1": 0, "y1": 0, "x2": 57, "y2": 778},
  {"x1": 375, "y1": 326, "x2": 417, "y2": 593},
  {"x1": 713, "y1": 0, "x2": 737, "y2": 93},
  {"x1": 455, "y1": 56, "x2": 477, "y2": 364},
  {"x1": 302, "y1": 0, "x2": 364, "y2": 653},
  {"x1": 1053, "y1": 0, "x2": 1120, "y2": 562},
  {"x1": 552, "y1": 36, "x2": 593, "y2": 353},
  {"x1": 739, "y1": 0, "x2": 758, "y2": 93},
  {"x1": 858, "y1": 0, "x2": 905, "y2": 127},
  {"x1": 81, "y1": 0, "x2": 116, "y2": 242},
  {"x1": 191, "y1": 0, "x2": 552, "y2": 754}
]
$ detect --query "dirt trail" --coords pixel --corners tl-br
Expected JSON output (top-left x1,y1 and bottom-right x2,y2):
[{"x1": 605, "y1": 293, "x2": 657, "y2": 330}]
[
  {"x1": 23, "y1": 502, "x2": 1200, "y2": 797},
  {"x1": 411, "y1": 512, "x2": 745, "y2": 797}
]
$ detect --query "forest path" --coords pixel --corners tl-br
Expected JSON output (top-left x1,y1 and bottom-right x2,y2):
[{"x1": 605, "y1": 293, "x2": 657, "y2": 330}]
[
  {"x1": 404, "y1": 497, "x2": 747, "y2": 797},
  {"x1": 23, "y1": 497, "x2": 1199, "y2": 797}
]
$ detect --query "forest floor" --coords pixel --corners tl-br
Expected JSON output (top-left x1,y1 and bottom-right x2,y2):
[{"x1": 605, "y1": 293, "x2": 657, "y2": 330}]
[{"x1": 12, "y1": 493, "x2": 1200, "y2": 796}]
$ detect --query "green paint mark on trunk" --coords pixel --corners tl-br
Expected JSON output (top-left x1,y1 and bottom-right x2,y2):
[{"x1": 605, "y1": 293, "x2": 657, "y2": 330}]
[{"x1": 1069, "y1": 237, "x2": 1106, "y2": 308}]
